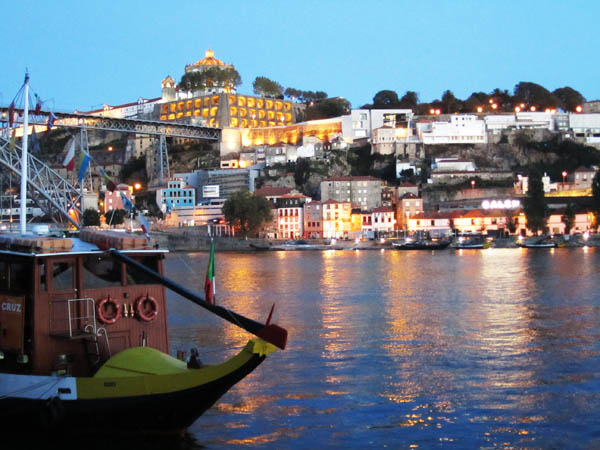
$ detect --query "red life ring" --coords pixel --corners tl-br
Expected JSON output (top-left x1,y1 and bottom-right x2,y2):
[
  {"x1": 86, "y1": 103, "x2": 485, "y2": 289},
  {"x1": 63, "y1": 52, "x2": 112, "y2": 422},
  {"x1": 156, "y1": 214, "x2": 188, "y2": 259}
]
[
  {"x1": 135, "y1": 295, "x2": 158, "y2": 322},
  {"x1": 96, "y1": 296, "x2": 122, "y2": 325}
]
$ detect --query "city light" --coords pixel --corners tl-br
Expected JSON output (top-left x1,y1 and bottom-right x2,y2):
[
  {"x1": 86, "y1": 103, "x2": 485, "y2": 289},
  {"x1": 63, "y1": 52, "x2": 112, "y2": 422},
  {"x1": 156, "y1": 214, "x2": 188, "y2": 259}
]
[{"x1": 576, "y1": 105, "x2": 583, "y2": 113}]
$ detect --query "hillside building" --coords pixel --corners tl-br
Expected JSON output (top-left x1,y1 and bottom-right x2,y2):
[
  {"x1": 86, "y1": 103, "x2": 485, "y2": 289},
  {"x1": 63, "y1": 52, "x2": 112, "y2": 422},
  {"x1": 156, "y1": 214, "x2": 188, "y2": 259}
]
[{"x1": 320, "y1": 176, "x2": 382, "y2": 211}]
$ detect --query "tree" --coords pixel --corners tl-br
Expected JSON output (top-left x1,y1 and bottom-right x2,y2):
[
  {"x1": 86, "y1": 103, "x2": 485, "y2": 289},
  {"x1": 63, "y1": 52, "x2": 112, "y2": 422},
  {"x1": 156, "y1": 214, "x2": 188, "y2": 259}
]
[
  {"x1": 223, "y1": 191, "x2": 273, "y2": 237},
  {"x1": 284, "y1": 87, "x2": 302, "y2": 101},
  {"x1": 553, "y1": 87, "x2": 586, "y2": 112},
  {"x1": 523, "y1": 170, "x2": 549, "y2": 235},
  {"x1": 399, "y1": 91, "x2": 419, "y2": 111},
  {"x1": 514, "y1": 82, "x2": 557, "y2": 110},
  {"x1": 294, "y1": 158, "x2": 311, "y2": 188},
  {"x1": 253, "y1": 77, "x2": 284, "y2": 98},
  {"x1": 304, "y1": 97, "x2": 350, "y2": 120},
  {"x1": 490, "y1": 88, "x2": 514, "y2": 112},
  {"x1": 561, "y1": 203, "x2": 576, "y2": 235},
  {"x1": 372, "y1": 90, "x2": 401, "y2": 109},
  {"x1": 179, "y1": 67, "x2": 242, "y2": 92},
  {"x1": 441, "y1": 90, "x2": 461, "y2": 113},
  {"x1": 504, "y1": 211, "x2": 517, "y2": 234},
  {"x1": 103, "y1": 209, "x2": 128, "y2": 226},
  {"x1": 463, "y1": 91, "x2": 489, "y2": 113},
  {"x1": 83, "y1": 208, "x2": 100, "y2": 226},
  {"x1": 591, "y1": 171, "x2": 600, "y2": 230}
]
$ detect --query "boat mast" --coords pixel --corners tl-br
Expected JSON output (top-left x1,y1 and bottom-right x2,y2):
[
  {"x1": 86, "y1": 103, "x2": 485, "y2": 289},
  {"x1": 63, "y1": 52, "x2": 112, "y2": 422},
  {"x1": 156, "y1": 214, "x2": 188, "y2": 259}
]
[{"x1": 20, "y1": 72, "x2": 30, "y2": 235}]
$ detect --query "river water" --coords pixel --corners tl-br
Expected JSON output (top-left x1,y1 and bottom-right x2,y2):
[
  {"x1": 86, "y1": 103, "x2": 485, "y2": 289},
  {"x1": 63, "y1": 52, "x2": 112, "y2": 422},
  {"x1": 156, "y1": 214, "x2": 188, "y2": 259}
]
[{"x1": 162, "y1": 247, "x2": 600, "y2": 449}]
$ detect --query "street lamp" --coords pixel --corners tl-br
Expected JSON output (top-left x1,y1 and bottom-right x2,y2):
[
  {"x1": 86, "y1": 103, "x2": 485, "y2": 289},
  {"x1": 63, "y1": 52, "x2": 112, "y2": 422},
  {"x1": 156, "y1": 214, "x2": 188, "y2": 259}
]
[
  {"x1": 562, "y1": 171, "x2": 567, "y2": 189},
  {"x1": 471, "y1": 180, "x2": 475, "y2": 190}
]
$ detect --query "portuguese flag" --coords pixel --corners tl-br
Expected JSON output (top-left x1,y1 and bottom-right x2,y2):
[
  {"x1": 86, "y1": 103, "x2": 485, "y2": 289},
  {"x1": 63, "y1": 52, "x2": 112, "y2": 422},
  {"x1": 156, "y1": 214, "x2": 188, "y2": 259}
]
[{"x1": 204, "y1": 239, "x2": 216, "y2": 305}]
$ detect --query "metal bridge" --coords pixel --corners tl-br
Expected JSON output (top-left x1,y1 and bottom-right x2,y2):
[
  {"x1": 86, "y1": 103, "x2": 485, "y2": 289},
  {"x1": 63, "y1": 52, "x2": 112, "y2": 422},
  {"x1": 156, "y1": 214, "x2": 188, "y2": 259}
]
[
  {"x1": 0, "y1": 107, "x2": 221, "y2": 140},
  {"x1": 0, "y1": 132, "x2": 81, "y2": 228},
  {"x1": 0, "y1": 107, "x2": 223, "y2": 228}
]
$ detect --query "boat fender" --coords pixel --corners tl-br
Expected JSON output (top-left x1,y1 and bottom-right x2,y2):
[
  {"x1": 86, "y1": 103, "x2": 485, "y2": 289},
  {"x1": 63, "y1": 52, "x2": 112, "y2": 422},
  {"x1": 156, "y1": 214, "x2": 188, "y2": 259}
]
[
  {"x1": 97, "y1": 296, "x2": 122, "y2": 325},
  {"x1": 135, "y1": 294, "x2": 158, "y2": 322}
]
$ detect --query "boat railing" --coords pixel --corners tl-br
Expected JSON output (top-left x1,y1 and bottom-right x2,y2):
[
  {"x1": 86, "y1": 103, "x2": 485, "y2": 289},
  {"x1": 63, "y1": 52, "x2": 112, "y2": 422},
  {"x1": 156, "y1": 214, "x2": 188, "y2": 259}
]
[{"x1": 50, "y1": 297, "x2": 99, "y2": 339}]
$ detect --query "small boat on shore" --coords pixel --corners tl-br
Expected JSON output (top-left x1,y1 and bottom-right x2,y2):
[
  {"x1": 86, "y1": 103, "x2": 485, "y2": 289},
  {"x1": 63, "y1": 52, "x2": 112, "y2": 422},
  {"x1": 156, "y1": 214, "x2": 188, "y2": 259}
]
[
  {"x1": 392, "y1": 238, "x2": 451, "y2": 250},
  {"x1": 516, "y1": 236, "x2": 557, "y2": 248},
  {"x1": 453, "y1": 236, "x2": 491, "y2": 249}
]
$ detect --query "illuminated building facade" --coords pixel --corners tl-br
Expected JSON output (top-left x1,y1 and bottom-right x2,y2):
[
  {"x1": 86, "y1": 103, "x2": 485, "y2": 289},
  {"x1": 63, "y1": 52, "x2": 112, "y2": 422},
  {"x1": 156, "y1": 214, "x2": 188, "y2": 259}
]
[
  {"x1": 104, "y1": 184, "x2": 133, "y2": 213},
  {"x1": 158, "y1": 92, "x2": 297, "y2": 129},
  {"x1": 321, "y1": 176, "x2": 382, "y2": 211},
  {"x1": 276, "y1": 194, "x2": 310, "y2": 239},
  {"x1": 372, "y1": 206, "x2": 396, "y2": 235},
  {"x1": 322, "y1": 200, "x2": 352, "y2": 239},
  {"x1": 155, "y1": 178, "x2": 196, "y2": 213},
  {"x1": 304, "y1": 201, "x2": 323, "y2": 239}
]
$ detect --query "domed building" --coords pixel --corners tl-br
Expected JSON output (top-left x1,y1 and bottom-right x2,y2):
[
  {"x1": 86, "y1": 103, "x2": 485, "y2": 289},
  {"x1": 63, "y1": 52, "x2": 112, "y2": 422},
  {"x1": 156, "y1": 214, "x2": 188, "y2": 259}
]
[
  {"x1": 185, "y1": 49, "x2": 233, "y2": 73},
  {"x1": 181, "y1": 49, "x2": 239, "y2": 96},
  {"x1": 157, "y1": 49, "x2": 303, "y2": 132}
]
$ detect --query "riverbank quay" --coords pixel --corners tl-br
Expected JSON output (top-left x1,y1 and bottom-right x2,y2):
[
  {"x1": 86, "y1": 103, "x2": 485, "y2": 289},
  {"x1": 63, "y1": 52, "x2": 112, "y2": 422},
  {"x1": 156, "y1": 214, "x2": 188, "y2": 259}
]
[{"x1": 149, "y1": 226, "x2": 600, "y2": 252}]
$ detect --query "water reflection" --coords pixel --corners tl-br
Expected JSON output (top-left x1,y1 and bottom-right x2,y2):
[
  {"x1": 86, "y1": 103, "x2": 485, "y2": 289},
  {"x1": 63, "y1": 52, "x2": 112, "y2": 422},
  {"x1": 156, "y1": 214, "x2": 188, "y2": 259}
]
[{"x1": 162, "y1": 249, "x2": 600, "y2": 448}]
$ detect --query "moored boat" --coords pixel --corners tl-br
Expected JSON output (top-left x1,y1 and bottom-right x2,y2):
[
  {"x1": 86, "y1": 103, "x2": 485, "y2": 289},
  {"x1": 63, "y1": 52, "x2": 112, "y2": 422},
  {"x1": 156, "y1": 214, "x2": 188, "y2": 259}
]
[
  {"x1": 516, "y1": 236, "x2": 557, "y2": 248},
  {"x1": 452, "y1": 236, "x2": 491, "y2": 249},
  {"x1": 0, "y1": 229, "x2": 287, "y2": 435},
  {"x1": 392, "y1": 238, "x2": 451, "y2": 250}
]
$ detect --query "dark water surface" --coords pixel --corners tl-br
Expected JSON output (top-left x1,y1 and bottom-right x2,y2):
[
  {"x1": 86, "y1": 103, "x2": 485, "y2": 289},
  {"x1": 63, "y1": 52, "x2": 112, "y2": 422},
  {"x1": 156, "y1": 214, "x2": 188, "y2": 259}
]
[{"x1": 162, "y1": 247, "x2": 600, "y2": 449}]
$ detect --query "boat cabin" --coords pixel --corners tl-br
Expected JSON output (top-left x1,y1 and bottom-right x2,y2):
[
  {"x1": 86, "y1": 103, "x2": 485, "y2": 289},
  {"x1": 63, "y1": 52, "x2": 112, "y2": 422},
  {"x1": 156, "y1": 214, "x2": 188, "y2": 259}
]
[{"x1": 0, "y1": 230, "x2": 169, "y2": 377}]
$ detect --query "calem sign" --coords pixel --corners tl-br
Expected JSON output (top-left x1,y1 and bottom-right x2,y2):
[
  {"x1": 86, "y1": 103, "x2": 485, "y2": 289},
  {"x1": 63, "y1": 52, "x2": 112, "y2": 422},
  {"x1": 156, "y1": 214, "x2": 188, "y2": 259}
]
[{"x1": 481, "y1": 199, "x2": 521, "y2": 209}]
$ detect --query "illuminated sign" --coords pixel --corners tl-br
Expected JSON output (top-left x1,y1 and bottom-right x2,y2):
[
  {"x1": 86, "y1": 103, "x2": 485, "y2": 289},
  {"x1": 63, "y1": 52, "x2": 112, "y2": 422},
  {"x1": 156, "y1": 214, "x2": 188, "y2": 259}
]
[
  {"x1": 481, "y1": 199, "x2": 521, "y2": 209},
  {"x1": 203, "y1": 185, "x2": 220, "y2": 198}
]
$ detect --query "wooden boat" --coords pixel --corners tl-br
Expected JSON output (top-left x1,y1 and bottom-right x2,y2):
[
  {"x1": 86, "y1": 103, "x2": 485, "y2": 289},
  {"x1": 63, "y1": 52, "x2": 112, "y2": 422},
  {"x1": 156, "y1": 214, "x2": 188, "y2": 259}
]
[
  {"x1": 0, "y1": 74, "x2": 287, "y2": 436},
  {"x1": 452, "y1": 237, "x2": 491, "y2": 249},
  {"x1": 0, "y1": 230, "x2": 287, "y2": 435},
  {"x1": 516, "y1": 236, "x2": 557, "y2": 248},
  {"x1": 392, "y1": 238, "x2": 451, "y2": 250}
]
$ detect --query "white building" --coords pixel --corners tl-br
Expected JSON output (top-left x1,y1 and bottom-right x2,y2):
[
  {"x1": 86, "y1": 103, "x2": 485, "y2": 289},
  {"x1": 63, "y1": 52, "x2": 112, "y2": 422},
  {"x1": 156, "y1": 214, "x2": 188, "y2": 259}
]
[
  {"x1": 372, "y1": 125, "x2": 413, "y2": 155},
  {"x1": 433, "y1": 157, "x2": 476, "y2": 172},
  {"x1": 484, "y1": 112, "x2": 555, "y2": 132},
  {"x1": 341, "y1": 109, "x2": 413, "y2": 143},
  {"x1": 371, "y1": 206, "x2": 396, "y2": 235},
  {"x1": 568, "y1": 113, "x2": 600, "y2": 143},
  {"x1": 416, "y1": 115, "x2": 487, "y2": 144}
]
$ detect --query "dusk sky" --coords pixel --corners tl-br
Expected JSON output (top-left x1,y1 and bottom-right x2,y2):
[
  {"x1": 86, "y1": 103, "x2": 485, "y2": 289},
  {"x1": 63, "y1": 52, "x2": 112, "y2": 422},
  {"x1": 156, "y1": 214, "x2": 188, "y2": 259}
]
[{"x1": 2, "y1": 1, "x2": 598, "y2": 112}]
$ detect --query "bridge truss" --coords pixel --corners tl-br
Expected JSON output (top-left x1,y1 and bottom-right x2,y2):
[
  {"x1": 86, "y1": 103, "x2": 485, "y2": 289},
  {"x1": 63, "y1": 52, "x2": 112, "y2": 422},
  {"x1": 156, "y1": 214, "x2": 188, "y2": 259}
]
[
  {"x1": 0, "y1": 107, "x2": 222, "y2": 228},
  {"x1": 0, "y1": 132, "x2": 81, "y2": 228}
]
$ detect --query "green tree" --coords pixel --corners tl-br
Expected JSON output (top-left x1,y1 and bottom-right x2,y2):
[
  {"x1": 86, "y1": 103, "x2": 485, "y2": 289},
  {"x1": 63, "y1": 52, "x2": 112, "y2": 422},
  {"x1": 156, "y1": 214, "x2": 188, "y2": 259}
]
[
  {"x1": 399, "y1": 91, "x2": 419, "y2": 111},
  {"x1": 372, "y1": 90, "x2": 401, "y2": 108},
  {"x1": 514, "y1": 81, "x2": 557, "y2": 110},
  {"x1": 304, "y1": 97, "x2": 350, "y2": 120},
  {"x1": 523, "y1": 170, "x2": 549, "y2": 235},
  {"x1": 561, "y1": 203, "x2": 576, "y2": 235},
  {"x1": 294, "y1": 158, "x2": 311, "y2": 188},
  {"x1": 103, "y1": 209, "x2": 128, "y2": 226},
  {"x1": 463, "y1": 91, "x2": 489, "y2": 113},
  {"x1": 179, "y1": 67, "x2": 242, "y2": 92},
  {"x1": 441, "y1": 90, "x2": 461, "y2": 113},
  {"x1": 591, "y1": 171, "x2": 600, "y2": 230},
  {"x1": 284, "y1": 87, "x2": 302, "y2": 101},
  {"x1": 490, "y1": 88, "x2": 514, "y2": 112},
  {"x1": 83, "y1": 208, "x2": 100, "y2": 227},
  {"x1": 553, "y1": 87, "x2": 586, "y2": 112},
  {"x1": 223, "y1": 191, "x2": 273, "y2": 237},
  {"x1": 253, "y1": 76, "x2": 284, "y2": 97}
]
